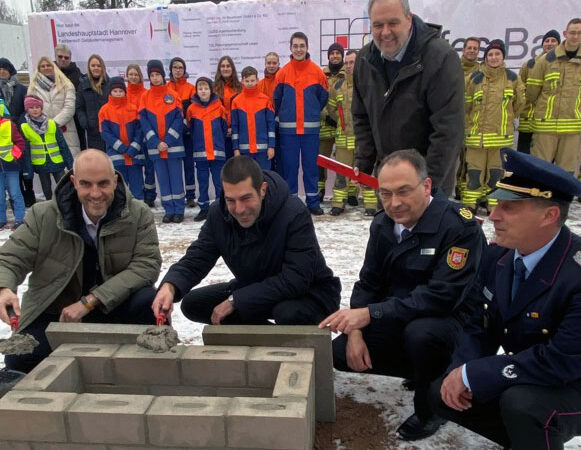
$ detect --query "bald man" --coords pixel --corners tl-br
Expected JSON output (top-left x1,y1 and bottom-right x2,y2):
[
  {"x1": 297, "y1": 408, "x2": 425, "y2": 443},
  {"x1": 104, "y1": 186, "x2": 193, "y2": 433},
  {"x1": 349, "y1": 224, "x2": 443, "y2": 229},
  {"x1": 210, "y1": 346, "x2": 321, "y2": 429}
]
[{"x1": 0, "y1": 149, "x2": 161, "y2": 373}]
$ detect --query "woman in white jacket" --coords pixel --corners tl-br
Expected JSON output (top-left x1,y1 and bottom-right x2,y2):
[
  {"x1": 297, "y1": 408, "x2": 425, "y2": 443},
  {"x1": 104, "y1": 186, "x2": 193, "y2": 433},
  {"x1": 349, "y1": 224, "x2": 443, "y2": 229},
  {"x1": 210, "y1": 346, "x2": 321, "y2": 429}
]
[{"x1": 27, "y1": 57, "x2": 80, "y2": 156}]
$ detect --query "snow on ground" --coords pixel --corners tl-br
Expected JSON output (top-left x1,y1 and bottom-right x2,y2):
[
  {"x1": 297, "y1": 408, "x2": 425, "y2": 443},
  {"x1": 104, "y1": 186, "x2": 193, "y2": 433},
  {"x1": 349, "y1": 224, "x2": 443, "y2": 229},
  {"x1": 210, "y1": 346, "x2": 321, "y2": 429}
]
[{"x1": 1, "y1": 200, "x2": 580, "y2": 449}]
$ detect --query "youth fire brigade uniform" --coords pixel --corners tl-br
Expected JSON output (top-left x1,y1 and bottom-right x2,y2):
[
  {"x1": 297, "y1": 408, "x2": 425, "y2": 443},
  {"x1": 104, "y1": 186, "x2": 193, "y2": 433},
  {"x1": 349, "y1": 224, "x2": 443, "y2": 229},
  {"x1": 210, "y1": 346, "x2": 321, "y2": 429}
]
[
  {"x1": 258, "y1": 69, "x2": 280, "y2": 173},
  {"x1": 526, "y1": 42, "x2": 581, "y2": 174},
  {"x1": 463, "y1": 64, "x2": 525, "y2": 210},
  {"x1": 217, "y1": 81, "x2": 240, "y2": 161},
  {"x1": 258, "y1": 70, "x2": 278, "y2": 100},
  {"x1": 168, "y1": 58, "x2": 197, "y2": 204},
  {"x1": 318, "y1": 64, "x2": 343, "y2": 197},
  {"x1": 273, "y1": 54, "x2": 328, "y2": 210},
  {"x1": 231, "y1": 86, "x2": 275, "y2": 171},
  {"x1": 186, "y1": 92, "x2": 227, "y2": 211},
  {"x1": 99, "y1": 91, "x2": 144, "y2": 200},
  {"x1": 127, "y1": 81, "x2": 156, "y2": 203},
  {"x1": 139, "y1": 65, "x2": 185, "y2": 218},
  {"x1": 327, "y1": 73, "x2": 376, "y2": 211}
]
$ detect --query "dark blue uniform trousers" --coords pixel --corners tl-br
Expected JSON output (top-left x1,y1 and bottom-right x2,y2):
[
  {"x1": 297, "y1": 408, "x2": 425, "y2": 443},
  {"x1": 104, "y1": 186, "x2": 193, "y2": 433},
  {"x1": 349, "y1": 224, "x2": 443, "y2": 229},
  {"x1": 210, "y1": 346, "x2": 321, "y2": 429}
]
[
  {"x1": 280, "y1": 133, "x2": 320, "y2": 209},
  {"x1": 154, "y1": 157, "x2": 185, "y2": 215}
]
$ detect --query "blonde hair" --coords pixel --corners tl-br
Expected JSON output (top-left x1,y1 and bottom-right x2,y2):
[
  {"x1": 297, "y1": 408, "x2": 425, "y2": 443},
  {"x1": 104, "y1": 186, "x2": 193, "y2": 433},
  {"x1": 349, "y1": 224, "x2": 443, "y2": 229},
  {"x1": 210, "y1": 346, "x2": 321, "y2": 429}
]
[
  {"x1": 28, "y1": 56, "x2": 73, "y2": 94},
  {"x1": 125, "y1": 64, "x2": 144, "y2": 83},
  {"x1": 87, "y1": 54, "x2": 107, "y2": 95}
]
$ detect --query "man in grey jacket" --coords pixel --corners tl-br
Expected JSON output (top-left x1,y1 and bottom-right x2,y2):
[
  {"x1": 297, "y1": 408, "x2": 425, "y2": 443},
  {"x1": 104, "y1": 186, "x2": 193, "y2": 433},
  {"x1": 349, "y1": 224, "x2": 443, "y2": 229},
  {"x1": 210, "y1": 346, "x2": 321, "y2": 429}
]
[
  {"x1": 353, "y1": 0, "x2": 464, "y2": 195},
  {"x1": 0, "y1": 150, "x2": 161, "y2": 373}
]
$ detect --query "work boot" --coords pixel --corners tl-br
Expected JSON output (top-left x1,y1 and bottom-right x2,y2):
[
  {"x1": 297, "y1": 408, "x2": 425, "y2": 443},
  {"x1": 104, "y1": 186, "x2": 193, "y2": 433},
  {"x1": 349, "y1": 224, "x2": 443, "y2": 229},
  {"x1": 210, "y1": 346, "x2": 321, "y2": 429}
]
[
  {"x1": 194, "y1": 209, "x2": 208, "y2": 222},
  {"x1": 396, "y1": 413, "x2": 446, "y2": 441},
  {"x1": 162, "y1": 214, "x2": 173, "y2": 223},
  {"x1": 186, "y1": 198, "x2": 197, "y2": 208},
  {"x1": 172, "y1": 214, "x2": 184, "y2": 223},
  {"x1": 364, "y1": 208, "x2": 376, "y2": 216},
  {"x1": 347, "y1": 196, "x2": 358, "y2": 206},
  {"x1": 329, "y1": 207, "x2": 344, "y2": 216},
  {"x1": 309, "y1": 206, "x2": 324, "y2": 216},
  {"x1": 144, "y1": 198, "x2": 155, "y2": 207}
]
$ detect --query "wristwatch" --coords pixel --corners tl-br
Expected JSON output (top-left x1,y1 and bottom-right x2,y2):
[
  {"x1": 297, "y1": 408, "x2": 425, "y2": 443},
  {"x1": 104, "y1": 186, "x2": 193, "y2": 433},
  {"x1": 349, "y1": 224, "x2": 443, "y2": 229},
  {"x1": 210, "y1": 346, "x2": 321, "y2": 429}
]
[
  {"x1": 80, "y1": 295, "x2": 95, "y2": 311},
  {"x1": 226, "y1": 295, "x2": 235, "y2": 309}
]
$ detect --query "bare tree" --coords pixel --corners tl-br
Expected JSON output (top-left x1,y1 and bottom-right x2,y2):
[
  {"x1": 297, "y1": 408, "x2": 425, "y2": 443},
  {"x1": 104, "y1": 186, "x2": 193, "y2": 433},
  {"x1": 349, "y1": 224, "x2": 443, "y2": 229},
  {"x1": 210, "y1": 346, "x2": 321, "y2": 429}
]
[
  {"x1": 78, "y1": 0, "x2": 145, "y2": 8},
  {"x1": 0, "y1": 0, "x2": 23, "y2": 24},
  {"x1": 35, "y1": 0, "x2": 74, "y2": 11}
]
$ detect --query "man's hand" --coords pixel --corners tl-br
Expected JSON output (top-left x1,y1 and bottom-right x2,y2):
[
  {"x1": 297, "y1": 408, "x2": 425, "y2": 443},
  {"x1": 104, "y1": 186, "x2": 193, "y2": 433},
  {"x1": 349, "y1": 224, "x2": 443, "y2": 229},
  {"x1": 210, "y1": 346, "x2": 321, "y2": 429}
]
[
  {"x1": 267, "y1": 147, "x2": 275, "y2": 160},
  {"x1": 210, "y1": 299, "x2": 234, "y2": 325},
  {"x1": 0, "y1": 287, "x2": 20, "y2": 325},
  {"x1": 233, "y1": 149, "x2": 240, "y2": 156},
  {"x1": 346, "y1": 330, "x2": 372, "y2": 372},
  {"x1": 441, "y1": 366, "x2": 473, "y2": 411},
  {"x1": 157, "y1": 141, "x2": 168, "y2": 152},
  {"x1": 152, "y1": 283, "x2": 175, "y2": 318},
  {"x1": 318, "y1": 308, "x2": 371, "y2": 334},
  {"x1": 59, "y1": 301, "x2": 91, "y2": 323},
  {"x1": 352, "y1": 166, "x2": 361, "y2": 187}
]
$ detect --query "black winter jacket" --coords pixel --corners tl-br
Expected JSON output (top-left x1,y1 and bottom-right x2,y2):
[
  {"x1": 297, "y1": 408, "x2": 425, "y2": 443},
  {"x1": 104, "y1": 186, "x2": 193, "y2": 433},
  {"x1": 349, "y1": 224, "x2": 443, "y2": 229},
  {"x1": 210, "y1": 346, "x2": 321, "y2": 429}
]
[
  {"x1": 352, "y1": 15, "x2": 464, "y2": 187},
  {"x1": 75, "y1": 74, "x2": 109, "y2": 150},
  {"x1": 162, "y1": 170, "x2": 341, "y2": 320}
]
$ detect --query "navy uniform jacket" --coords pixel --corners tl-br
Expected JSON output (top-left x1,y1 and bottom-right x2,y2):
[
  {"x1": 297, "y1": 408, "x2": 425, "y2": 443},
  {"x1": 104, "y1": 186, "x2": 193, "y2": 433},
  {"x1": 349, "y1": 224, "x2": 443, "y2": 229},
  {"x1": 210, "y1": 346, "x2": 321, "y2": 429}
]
[
  {"x1": 451, "y1": 226, "x2": 581, "y2": 403},
  {"x1": 351, "y1": 191, "x2": 485, "y2": 325}
]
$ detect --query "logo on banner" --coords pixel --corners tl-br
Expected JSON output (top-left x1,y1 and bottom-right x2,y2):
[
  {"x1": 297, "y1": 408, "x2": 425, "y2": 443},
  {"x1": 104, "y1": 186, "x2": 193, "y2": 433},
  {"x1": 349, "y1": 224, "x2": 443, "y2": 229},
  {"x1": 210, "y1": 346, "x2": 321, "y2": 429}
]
[{"x1": 447, "y1": 247, "x2": 468, "y2": 270}]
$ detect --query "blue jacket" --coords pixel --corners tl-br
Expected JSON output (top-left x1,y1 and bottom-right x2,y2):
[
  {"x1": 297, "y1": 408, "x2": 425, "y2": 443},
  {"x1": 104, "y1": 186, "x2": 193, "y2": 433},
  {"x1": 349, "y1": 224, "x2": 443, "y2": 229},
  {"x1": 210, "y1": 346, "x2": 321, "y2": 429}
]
[
  {"x1": 186, "y1": 94, "x2": 227, "y2": 161},
  {"x1": 451, "y1": 226, "x2": 581, "y2": 403},
  {"x1": 231, "y1": 86, "x2": 275, "y2": 153}
]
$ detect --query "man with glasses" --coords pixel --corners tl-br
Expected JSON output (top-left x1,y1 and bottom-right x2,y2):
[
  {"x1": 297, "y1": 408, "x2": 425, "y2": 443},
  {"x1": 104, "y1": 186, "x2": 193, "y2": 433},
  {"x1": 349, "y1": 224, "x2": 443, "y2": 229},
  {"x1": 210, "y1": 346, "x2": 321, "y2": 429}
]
[
  {"x1": 54, "y1": 44, "x2": 82, "y2": 89},
  {"x1": 273, "y1": 31, "x2": 328, "y2": 215},
  {"x1": 526, "y1": 18, "x2": 581, "y2": 173},
  {"x1": 320, "y1": 149, "x2": 485, "y2": 440}
]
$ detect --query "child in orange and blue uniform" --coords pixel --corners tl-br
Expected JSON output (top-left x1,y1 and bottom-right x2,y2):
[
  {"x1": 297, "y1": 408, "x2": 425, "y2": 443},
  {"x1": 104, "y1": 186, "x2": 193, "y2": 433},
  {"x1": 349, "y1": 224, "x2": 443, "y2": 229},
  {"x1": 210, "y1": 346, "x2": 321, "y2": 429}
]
[
  {"x1": 99, "y1": 77, "x2": 144, "y2": 200},
  {"x1": 274, "y1": 32, "x2": 328, "y2": 215},
  {"x1": 139, "y1": 60, "x2": 185, "y2": 223},
  {"x1": 168, "y1": 57, "x2": 197, "y2": 208},
  {"x1": 186, "y1": 77, "x2": 227, "y2": 222},
  {"x1": 231, "y1": 66, "x2": 275, "y2": 171}
]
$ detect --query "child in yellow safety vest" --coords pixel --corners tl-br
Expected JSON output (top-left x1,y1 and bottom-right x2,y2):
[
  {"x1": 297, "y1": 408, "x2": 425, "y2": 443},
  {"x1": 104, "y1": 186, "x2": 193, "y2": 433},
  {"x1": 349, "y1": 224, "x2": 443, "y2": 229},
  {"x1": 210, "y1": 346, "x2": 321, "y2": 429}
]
[{"x1": 20, "y1": 95, "x2": 73, "y2": 201}]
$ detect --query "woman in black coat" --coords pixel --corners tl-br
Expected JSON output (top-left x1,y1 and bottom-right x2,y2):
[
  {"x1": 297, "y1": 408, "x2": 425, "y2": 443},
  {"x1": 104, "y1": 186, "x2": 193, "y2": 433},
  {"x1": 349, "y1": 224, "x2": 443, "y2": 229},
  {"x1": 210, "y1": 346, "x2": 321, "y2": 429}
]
[{"x1": 75, "y1": 54, "x2": 109, "y2": 150}]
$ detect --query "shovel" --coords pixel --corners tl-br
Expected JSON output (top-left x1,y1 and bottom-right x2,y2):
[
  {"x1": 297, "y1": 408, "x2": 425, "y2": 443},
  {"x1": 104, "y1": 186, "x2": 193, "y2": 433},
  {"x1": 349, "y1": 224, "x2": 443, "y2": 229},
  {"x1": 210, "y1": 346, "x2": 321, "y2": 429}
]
[{"x1": 0, "y1": 306, "x2": 38, "y2": 356}]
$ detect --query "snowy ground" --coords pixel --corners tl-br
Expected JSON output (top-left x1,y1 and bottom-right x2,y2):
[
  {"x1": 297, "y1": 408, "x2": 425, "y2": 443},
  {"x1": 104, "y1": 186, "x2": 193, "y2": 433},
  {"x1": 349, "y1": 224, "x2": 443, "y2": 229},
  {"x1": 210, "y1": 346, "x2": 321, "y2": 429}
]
[{"x1": 1, "y1": 198, "x2": 580, "y2": 449}]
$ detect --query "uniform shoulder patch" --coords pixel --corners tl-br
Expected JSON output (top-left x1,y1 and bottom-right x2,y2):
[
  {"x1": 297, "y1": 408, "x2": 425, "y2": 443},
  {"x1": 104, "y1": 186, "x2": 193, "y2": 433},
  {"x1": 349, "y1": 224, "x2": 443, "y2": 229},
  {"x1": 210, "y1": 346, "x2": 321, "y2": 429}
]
[
  {"x1": 573, "y1": 250, "x2": 581, "y2": 267},
  {"x1": 546, "y1": 49, "x2": 557, "y2": 62},
  {"x1": 527, "y1": 57, "x2": 536, "y2": 68},
  {"x1": 447, "y1": 247, "x2": 469, "y2": 270},
  {"x1": 458, "y1": 207, "x2": 474, "y2": 220},
  {"x1": 163, "y1": 94, "x2": 175, "y2": 104},
  {"x1": 334, "y1": 78, "x2": 345, "y2": 91},
  {"x1": 470, "y1": 71, "x2": 484, "y2": 84},
  {"x1": 506, "y1": 69, "x2": 517, "y2": 81}
]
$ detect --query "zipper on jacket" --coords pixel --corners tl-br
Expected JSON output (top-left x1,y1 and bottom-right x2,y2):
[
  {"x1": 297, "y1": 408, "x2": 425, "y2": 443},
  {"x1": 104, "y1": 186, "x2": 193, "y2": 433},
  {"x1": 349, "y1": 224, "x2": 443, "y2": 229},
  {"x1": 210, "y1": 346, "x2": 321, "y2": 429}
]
[{"x1": 384, "y1": 60, "x2": 423, "y2": 102}]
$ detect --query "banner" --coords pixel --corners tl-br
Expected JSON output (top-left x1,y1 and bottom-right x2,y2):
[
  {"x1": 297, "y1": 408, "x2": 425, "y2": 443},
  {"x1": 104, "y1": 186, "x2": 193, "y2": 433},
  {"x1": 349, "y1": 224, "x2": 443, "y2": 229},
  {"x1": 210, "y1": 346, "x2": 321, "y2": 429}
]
[{"x1": 27, "y1": 0, "x2": 578, "y2": 79}]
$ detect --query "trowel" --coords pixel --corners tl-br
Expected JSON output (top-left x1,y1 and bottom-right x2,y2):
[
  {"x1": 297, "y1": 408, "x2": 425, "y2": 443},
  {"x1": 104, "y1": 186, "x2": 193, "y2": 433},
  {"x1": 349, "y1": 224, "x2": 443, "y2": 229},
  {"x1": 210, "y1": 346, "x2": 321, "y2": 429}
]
[{"x1": 0, "y1": 306, "x2": 39, "y2": 356}]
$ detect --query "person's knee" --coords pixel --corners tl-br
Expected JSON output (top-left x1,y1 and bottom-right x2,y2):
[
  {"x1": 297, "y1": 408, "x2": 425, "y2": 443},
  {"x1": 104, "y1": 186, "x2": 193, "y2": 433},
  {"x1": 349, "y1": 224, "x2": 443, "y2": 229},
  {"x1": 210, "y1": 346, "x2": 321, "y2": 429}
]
[
  {"x1": 332, "y1": 334, "x2": 350, "y2": 372},
  {"x1": 272, "y1": 302, "x2": 323, "y2": 325},
  {"x1": 499, "y1": 385, "x2": 540, "y2": 426}
]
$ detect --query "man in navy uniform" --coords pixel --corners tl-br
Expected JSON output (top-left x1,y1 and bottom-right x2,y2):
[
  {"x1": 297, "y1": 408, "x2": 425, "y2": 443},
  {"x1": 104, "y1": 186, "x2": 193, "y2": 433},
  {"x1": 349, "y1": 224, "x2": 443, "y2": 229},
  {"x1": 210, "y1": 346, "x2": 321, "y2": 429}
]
[
  {"x1": 430, "y1": 148, "x2": 581, "y2": 450},
  {"x1": 319, "y1": 149, "x2": 485, "y2": 440}
]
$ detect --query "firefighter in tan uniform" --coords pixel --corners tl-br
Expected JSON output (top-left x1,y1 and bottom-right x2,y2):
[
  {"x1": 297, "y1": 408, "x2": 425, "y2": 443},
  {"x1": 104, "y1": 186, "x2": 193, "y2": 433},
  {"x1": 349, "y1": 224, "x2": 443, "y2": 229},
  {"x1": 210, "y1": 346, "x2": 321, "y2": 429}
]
[
  {"x1": 327, "y1": 50, "x2": 377, "y2": 217},
  {"x1": 517, "y1": 30, "x2": 561, "y2": 154},
  {"x1": 456, "y1": 37, "x2": 482, "y2": 199},
  {"x1": 526, "y1": 18, "x2": 581, "y2": 173},
  {"x1": 318, "y1": 43, "x2": 345, "y2": 201},
  {"x1": 463, "y1": 40, "x2": 525, "y2": 212}
]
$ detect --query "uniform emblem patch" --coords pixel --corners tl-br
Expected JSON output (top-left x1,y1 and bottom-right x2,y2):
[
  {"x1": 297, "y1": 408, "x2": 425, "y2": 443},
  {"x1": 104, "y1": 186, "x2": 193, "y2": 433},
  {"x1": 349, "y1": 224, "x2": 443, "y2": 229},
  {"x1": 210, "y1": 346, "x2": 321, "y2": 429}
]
[
  {"x1": 502, "y1": 364, "x2": 517, "y2": 379},
  {"x1": 447, "y1": 247, "x2": 468, "y2": 270},
  {"x1": 459, "y1": 207, "x2": 473, "y2": 219},
  {"x1": 574, "y1": 251, "x2": 581, "y2": 267},
  {"x1": 163, "y1": 94, "x2": 174, "y2": 104}
]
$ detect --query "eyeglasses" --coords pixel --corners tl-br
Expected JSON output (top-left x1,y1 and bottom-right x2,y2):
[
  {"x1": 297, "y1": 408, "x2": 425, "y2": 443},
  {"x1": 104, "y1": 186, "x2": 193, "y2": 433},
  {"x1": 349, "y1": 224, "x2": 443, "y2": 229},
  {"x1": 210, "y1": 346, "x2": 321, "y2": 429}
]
[
  {"x1": 379, "y1": 180, "x2": 423, "y2": 200},
  {"x1": 56, "y1": 55, "x2": 71, "y2": 60}
]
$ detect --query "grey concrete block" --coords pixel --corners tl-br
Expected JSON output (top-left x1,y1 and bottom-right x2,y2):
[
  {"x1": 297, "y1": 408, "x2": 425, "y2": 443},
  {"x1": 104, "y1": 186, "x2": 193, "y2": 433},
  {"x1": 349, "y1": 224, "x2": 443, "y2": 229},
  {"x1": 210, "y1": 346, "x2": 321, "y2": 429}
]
[
  {"x1": 147, "y1": 396, "x2": 230, "y2": 447},
  {"x1": 181, "y1": 345, "x2": 249, "y2": 387},
  {"x1": 203, "y1": 325, "x2": 336, "y2": 422},
  {"x1": 51, "y1": 343, "x2": 119, "y2": 384},
  {"x1": 46, "y1": 323, "x2": 151, "y2": 350},
  {"x1": 0, "y1": 391, "x2": 78, "y2": 442},
  {"x1": 67, "y1": 393, "x2": 154, "y2": 445},
  {"x1": 0, "y1": 442, "x2": 31, "y2": 450},
  {"x1": 147, "y1": 385, "x2": 217, "y2": 396},
  {"x1": 247, "y1": 347, "x2": 314, "y2": 389},
  {"x1": 227, "y1": 397, "x2": 309, "y2": 449},
  {"x1": 30, "y1": 444, "x2": 107, "y2": 450},
  {"x1": 112, "y1": 344, "x2": 185, "y2": 386},
  {"x1": 273, "y1": 362, "x2": 314, "y2": 400},
  {"x1": 84, "y1": 384, "x2": 149, "y2": 395},
  {"x1": 12, "y1": 357, "x2": 82, "y2": 393},
  {"x1": 215, "y1": 387, "x2": 273, "y2": 398}
]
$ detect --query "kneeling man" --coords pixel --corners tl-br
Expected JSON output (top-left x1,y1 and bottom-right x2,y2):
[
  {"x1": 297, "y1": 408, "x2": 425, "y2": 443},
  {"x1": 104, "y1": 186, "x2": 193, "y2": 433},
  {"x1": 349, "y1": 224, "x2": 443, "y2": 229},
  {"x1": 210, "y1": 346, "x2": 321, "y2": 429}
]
[
  {"x1": 430, "y1": 149, "x2": 581, "y2": 450},
  {"x1": 153, "y1": 155, "x2": 340, "y2": 325},
  {"x1": 320, "y1": 149, "x2": 485, "y2": 440}
]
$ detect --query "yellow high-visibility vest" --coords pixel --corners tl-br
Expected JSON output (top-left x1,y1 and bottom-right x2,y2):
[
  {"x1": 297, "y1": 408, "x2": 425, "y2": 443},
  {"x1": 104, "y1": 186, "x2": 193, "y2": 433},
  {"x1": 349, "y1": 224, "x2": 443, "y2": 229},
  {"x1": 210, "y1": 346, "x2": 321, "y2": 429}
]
[
  {"x1": 0, "y1": 120, "x2": 15, "y2": 162},
  {"x1": 20, "y1": 120, "x2": 63, "y2": 165}
]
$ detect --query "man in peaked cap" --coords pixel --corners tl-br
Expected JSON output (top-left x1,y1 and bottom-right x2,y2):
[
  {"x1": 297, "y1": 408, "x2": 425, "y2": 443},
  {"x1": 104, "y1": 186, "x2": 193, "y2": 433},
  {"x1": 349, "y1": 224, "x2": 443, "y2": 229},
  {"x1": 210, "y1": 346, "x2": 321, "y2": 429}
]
[{"x1": 430, "y1": 148, "x2": 581, "y2": 449}]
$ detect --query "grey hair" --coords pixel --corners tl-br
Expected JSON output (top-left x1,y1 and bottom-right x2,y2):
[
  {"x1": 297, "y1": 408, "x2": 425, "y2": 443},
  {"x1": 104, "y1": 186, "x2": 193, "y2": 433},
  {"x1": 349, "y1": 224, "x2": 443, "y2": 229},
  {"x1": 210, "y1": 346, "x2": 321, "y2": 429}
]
[
  {"x1": 368, "y1": 0, "x2": 410, "y2": 17},
  {"x1": 378, "y1": 149, "x2": 428, "y2": 181},
  {"x1": 54, "y1": 44, "x2": 71, "y2": 57}
]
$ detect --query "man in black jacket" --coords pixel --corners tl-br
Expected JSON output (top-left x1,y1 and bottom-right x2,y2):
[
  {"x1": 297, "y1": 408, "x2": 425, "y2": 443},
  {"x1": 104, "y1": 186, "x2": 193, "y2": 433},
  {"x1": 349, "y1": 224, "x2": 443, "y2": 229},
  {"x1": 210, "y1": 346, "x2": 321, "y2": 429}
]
[
  {"x1": 352, "y1": 0, "x2": 464, "y2": 195},
  {"x1": 152, "y1": 155, "x2": 341, "y2": 325},
  {"x1": 320, "y1": 149, "x2": 485, "y2": 440}
]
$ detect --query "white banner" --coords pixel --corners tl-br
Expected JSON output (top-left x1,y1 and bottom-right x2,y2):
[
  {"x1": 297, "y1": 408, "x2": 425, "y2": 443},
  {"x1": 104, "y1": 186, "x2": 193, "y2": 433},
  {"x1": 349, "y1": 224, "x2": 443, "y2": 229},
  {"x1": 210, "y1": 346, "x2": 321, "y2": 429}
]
[{"x1": 27, "y1": 0, "x2": 578, "y2": 79}]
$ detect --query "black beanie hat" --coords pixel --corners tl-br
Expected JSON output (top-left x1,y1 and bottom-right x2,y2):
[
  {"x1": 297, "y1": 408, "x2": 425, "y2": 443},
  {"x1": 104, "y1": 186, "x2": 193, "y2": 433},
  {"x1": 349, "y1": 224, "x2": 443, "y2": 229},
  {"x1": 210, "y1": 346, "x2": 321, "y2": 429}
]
[
  {"x1": 542, "y1": 29, "x2": 561, "y2": 45},
  {"x1": 195, "y1": 76, "x2": 213, "y2": 92},
  {"x1": 0, "y1": 58, "x2": 16, "y2": 77},
  {"x1": 147, "y1": 59, "x2": 166, "y2": 80},
  {"x1": 108, "y1": 76, "x2": 126, "y2": 95},
  {"x1": 327, "y1": 42, "x2": 345, "y2": 60},
  {"x1": 169, "y1": 57, "x2": 188, "y2": 80},
  {"x1": 484, "y1": 39, "x2": 506, "y2": 59}
]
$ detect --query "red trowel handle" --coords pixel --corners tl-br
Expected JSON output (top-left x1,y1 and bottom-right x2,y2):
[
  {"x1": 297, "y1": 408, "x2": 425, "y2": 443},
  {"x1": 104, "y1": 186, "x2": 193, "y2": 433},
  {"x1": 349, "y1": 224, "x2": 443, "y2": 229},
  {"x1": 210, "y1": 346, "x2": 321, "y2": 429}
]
[
  {"x1": 7, "y1": 306, "x2": 18, "y2": 332},
  {"x1": 156, "y1": 310, "x2": 168, "y2": 327}
]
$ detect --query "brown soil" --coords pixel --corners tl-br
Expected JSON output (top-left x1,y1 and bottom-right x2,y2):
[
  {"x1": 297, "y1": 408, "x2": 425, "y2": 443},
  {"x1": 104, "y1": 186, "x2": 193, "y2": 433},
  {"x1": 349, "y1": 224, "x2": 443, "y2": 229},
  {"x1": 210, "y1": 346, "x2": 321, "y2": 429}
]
[{"x1": 315, "y1": 396, "x2": 399, "y2": 450}]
